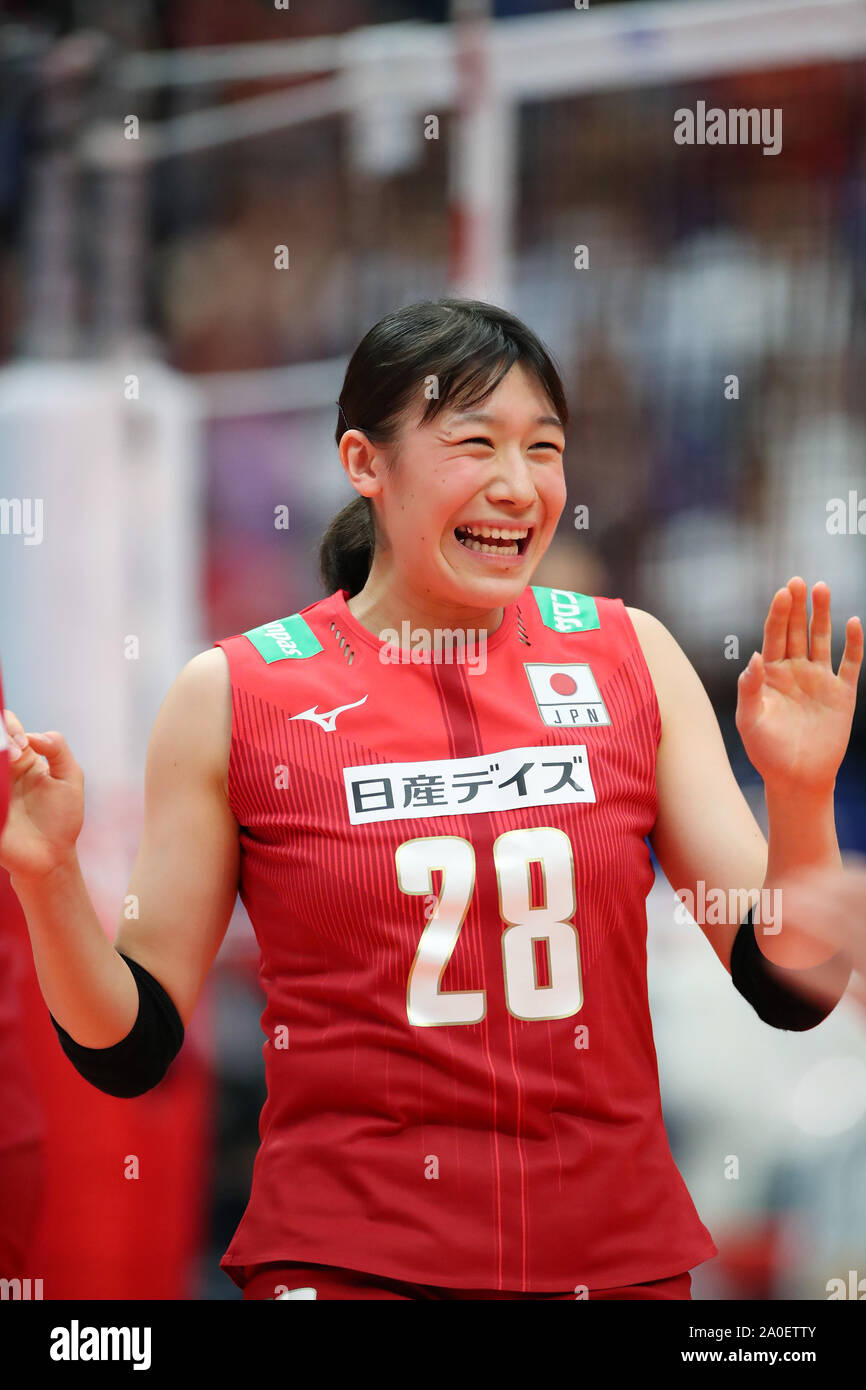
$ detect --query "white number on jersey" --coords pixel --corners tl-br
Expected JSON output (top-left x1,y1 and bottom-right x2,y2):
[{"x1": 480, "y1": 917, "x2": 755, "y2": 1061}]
[{"x1": 396, "y1": 827, "x2": 583, "y2": 1026}]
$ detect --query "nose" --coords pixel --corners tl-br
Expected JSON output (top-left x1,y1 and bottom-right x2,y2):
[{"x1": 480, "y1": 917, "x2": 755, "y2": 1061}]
[{"x1": 487, "y1": 447, "x2": 537, "y2": 510}]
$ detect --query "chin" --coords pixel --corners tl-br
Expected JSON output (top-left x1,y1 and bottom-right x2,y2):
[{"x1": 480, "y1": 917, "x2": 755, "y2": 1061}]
[{"x1": 448, "y1": 571, "x2": 527, "y2": 605}]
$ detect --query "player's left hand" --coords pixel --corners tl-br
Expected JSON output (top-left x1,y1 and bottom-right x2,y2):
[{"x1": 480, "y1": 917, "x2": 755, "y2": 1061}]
[{"x1": 736, "y1": 577, "x2": 863, "y2": 794}]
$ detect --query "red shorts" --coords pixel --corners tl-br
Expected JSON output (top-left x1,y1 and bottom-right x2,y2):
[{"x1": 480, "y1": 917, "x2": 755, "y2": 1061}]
[{"x1": 242, "y1": 1261, "x2": 692, "y2": 1301}]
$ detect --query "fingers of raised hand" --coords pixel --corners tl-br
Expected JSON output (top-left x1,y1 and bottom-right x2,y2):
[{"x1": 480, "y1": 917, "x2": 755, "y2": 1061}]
[
  {"x1": 2, "y1": 710, "x2": 48, "y2": 773},
  {"x1": 3, "y1": 708, "x2": 26, "y2": 742},
  {"x1": 3, "y1": 708, "x2": 29, "y2": 762},
  {"x1": 762, "y1": 586, "x2": 792, "y2": 664},
  {"x1": 763, "y1": 579, "x2": 840, "y2": 668},
  {"x1": 807, "y1": 581, "x2": 832, "y2": 666},
  {"x1": 784, "y1": 575, "x2": 809, "y2": 661},
  {"x1": 838, "y1": 615, "x2": 864, "y2": 691}
]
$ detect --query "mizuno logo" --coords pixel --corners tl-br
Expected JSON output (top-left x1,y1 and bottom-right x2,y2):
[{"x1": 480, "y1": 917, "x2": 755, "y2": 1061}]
[{"x1": 289, "y1": 695, "x2": 368, "y2": 732}]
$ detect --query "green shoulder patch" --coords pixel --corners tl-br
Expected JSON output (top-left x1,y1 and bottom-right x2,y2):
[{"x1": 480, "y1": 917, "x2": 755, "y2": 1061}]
[
  {"x1": 243, "y1": 614, "x2": 324, "y2": 663},
  {"x1": 530, "y1": 586, "x2": 600, "y2": 635}
]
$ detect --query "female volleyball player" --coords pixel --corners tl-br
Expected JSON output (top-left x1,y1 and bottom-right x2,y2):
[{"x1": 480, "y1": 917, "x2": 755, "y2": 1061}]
[{"x1": 0, "y1": 299, "x2": 861, "y2": 1301}]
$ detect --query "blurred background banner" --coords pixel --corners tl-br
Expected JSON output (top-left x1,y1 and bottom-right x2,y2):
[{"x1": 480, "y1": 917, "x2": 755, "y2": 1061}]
[{"x1": 0, "y1": 0, "x2": 864, "y2": 1299}]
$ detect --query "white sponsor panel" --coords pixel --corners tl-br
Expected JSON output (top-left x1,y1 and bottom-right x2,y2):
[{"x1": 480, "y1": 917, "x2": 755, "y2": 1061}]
[
  {"x1": 344, "y1": 743, "x2": 595, "y2": 825},
  {"x1": 523, "y1": 663, "x2": 610, "y2": 728}
]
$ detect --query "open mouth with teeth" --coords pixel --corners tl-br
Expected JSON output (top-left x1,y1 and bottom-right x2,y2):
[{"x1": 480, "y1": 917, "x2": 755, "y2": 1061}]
[{"x1": 454, "y1": 524, "x2": 532, "y2": 556}]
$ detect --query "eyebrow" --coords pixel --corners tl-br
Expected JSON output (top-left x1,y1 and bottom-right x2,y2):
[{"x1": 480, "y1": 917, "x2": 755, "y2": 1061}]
[{"x1": 446, "y1": 411, "x2": 565, "y2": 430}]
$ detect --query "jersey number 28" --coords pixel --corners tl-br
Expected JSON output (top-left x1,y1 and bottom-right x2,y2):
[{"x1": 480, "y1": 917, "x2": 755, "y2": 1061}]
[{"x1": 396, "y1": 827, "x2": 583, "y2": 1026}]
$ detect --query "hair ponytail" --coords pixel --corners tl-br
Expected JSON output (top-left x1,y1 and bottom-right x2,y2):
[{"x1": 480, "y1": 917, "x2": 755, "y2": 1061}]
[
  {"x1": 318, "y1": 494, "x2": 375, "y2": 597},
  {"x1": 319, "y1": 297, "x2": 568, "y2": 597}
]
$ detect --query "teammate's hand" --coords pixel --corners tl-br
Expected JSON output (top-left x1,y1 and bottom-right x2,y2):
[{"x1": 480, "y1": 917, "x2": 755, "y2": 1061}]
[
  {"x1": 773, "y1": 859, "x2": 866, "y2": 1017},
  {"x1": 0, "y1": 709, "x2": 84, "y2": 882},
  {"x1": 736, "y1": 578, "x2": 863, "y2": 795}
]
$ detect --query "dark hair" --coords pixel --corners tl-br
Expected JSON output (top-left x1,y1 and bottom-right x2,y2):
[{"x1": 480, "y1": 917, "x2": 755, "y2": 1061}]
[{"x1": 319, "y1": 297, "x2": 569, "y2": 596}]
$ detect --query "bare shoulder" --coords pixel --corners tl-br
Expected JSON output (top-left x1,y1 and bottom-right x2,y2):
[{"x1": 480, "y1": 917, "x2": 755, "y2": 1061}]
[
  {"x1": 624, "y1": 605, "x2": 713, "y2": 731},
  {"x1": 170, "y1": 647, "x2": 231, "y2": 717},
  {"x1": 623, "y1": 605, "x2": 675, "y2": 672},
  {"x1": 175, "y1": 645, "x2": 231, "y2": 693},
  {"x1": 151, "y1": 647, "x2": 232, "y2": 792},
  {"x1": 624, "y1": 605, "x2": 666, "y2": 639},
  {"x1": 623, "y1": 606, "x2": 688, "y2": 721}
]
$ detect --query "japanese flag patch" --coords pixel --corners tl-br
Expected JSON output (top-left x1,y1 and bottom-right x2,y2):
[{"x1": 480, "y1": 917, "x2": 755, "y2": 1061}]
[{"x1": 524, "y1": 663, "x2": 610, "y2": 728}]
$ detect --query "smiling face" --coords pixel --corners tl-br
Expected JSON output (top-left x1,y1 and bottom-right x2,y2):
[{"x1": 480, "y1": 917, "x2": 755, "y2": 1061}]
[{"x1": 341, "y1": 362, "x2": 567, "y2": 622}]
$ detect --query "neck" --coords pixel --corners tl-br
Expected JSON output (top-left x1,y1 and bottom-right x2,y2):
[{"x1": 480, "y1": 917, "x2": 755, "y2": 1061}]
[{"x1": 345, "y1": 564, "x2": 509, "y2": 649}]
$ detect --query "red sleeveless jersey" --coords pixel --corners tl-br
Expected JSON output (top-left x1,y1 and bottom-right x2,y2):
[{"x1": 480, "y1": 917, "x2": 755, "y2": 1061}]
[
  {"x1": 214, "y1": 586, "x2": 717, "y2": 1292},
  {"x1": 0, "y1": 663, "x2": 8, "y2": 832}
]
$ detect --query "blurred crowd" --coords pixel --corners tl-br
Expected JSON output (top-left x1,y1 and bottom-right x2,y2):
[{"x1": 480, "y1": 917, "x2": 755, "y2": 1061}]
[{"x1": 156, "y1": 68, "x2": 866, "y2": 680}]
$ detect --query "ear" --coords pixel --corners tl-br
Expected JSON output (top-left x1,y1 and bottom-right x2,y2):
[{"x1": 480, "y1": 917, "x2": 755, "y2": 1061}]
[{"x1": 339, "y1": 428, "x2": 387, "y2": 501}]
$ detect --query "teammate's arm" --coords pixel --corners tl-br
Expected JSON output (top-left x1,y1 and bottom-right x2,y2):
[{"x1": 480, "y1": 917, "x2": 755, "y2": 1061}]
[
  {"x1": 2, "y1": 648, "x2": 238, "y2": 1044},
  {"x1": 625, "y1": 606, "x2": 767, "y2": 973}
]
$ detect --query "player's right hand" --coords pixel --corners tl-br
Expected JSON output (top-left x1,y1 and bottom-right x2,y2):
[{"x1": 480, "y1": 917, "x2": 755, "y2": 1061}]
[{"x1": 0, "y1": 709, "x2": 84, "y2": 881}]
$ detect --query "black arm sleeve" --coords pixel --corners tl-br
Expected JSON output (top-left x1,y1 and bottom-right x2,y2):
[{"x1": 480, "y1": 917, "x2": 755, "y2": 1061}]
[
  {"x1": 730, "y1": 907, "x2": 852, "y2": 1032},
  {"x1": 49, "y1": 953, "x2": 185, "y2": 1097}
]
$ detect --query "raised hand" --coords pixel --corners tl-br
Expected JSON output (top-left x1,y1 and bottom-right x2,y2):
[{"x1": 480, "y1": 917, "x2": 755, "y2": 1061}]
[
  {"x1": 735, "y1": 577, "x2": 863, "y2": 795},
  {"x1": 0, "y1": 710, "x2": 84, "y2": 882}
]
